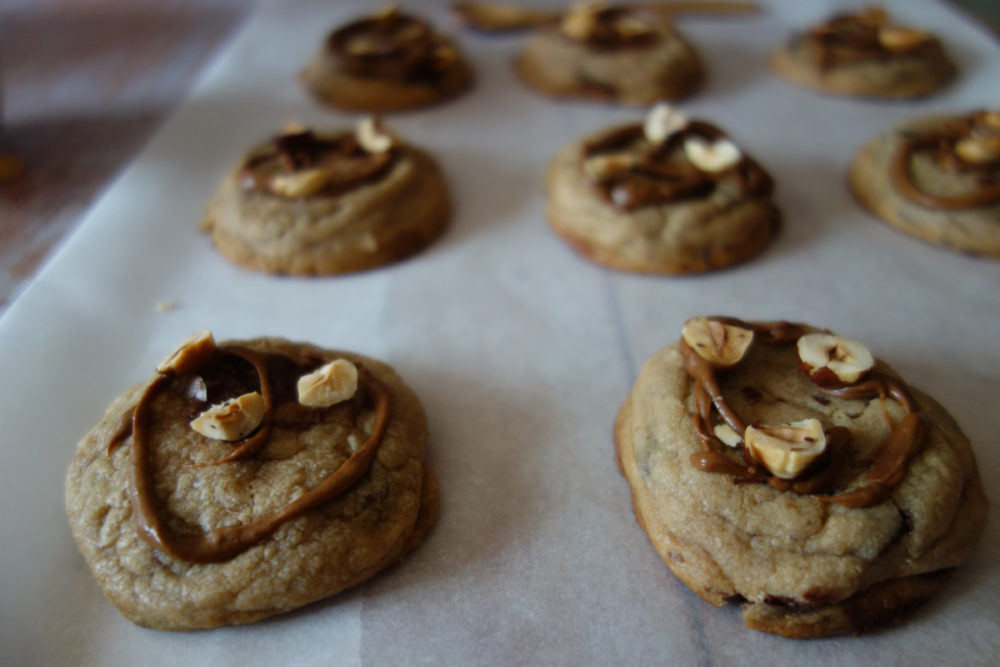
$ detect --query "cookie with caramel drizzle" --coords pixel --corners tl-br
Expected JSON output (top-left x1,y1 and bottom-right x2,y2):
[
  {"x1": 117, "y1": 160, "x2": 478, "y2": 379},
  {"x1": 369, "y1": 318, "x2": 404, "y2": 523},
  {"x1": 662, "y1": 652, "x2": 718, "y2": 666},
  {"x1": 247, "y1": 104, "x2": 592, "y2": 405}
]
[
  {"x1": 66, "y1": 336, "x2": 437, "y2": 630},
  {"x1": 202, "y1": 121, "x2": 451, "y2": 275},
  {"x1": 771, "y1": 7, "x2": 955, "y2": 99},
  {"x1": 850, "y1": 110, "x2": 1000, "y2": 257},
  {"x1": 546, "y1": 106, "x2": 779, "y2": 274},
  {"x1": 615, "y1": 316, "x2": 987, "y2": 637},
  {"x1": 514, "y1": 3, "x2": 706, "y2": 105},
  {"x1": 302, "y1": 7, "x2": 472, "y2": 112}
]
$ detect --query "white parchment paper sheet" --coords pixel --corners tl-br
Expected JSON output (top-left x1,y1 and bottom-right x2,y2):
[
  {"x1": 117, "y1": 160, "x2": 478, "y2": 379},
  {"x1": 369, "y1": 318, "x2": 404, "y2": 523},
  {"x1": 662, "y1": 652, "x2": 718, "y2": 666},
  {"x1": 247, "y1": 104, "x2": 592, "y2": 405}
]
[{"x1": 1, "y1": 0, "x2": 998, "y2": 664}]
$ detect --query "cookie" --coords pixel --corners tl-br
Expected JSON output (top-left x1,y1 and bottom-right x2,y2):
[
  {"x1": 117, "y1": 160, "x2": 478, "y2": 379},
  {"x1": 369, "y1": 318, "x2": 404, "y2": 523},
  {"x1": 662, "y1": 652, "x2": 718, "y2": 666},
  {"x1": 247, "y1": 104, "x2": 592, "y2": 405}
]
[
  {"x1": 615, "y1": 317, "x2": 988, "y2": 638},
  {"x1": 546, "y1": 104, "x2": 779, "y2": 274},
  {"x1": 65, "y1": 332, "x2": 437, "y2": 630},
  {"x1": 849, "y1": 109, "x2": 1000, "y2": 257},
  {"x1": 770, "y1": 8, "x2": 955, "y2": 99},
  {"x1": 515, "y1": 4, "x2": 703, "y2": 105},
  {"x1": 302, "y1": 7, "x2": 472, "y2": 112},
  {"x1": 202, "y1": 120, "x2": 450, "y2": 275}
]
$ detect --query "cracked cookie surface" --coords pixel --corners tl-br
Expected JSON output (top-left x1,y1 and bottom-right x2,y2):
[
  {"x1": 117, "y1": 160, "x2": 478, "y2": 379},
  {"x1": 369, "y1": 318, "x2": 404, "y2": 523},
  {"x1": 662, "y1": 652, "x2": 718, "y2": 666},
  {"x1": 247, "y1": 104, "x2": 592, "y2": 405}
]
[
  {"x1": 65, "y1": 337, "x2": 437, "y2": 630},
  {"x1": 615, "y1": 321, "x2": 987, "y2": 637}
]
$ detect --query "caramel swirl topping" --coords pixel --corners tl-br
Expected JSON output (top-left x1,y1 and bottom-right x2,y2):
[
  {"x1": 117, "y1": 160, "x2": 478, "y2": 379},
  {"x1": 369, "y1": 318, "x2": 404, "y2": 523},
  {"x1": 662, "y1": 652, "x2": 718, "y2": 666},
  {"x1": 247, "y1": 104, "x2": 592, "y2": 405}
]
[
  {"x1": 679, "y1": 317, "x2": 927, "y2": 508},
  {"x1": 327, "y1": 9, "x2": 459, "y2": 83},
  {"x1": 890, "y1": 110, "x2": 1000, "y2": 210},
  {"x1": 240, "y1": 129, "x2": 398, "y2": 199},
  {"x1": 108, "y1": 341, "x2": 392, "y2": 564},
  {"x1": 799, "y1": 7, "x2": 939, "y2": 70},
  {"x1": 561, "y1": 5, "x2": 660, "y2": 49},
  {"x1": 581, "y1": 122, "x2": 772, "y2": 211}
]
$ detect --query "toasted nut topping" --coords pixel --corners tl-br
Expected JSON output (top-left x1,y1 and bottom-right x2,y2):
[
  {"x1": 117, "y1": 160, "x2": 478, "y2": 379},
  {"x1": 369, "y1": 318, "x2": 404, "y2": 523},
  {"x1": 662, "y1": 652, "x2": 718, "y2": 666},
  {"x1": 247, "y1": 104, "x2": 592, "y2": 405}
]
[
  {"x1": 797, "y1": 333, "x2": 874, "y2": 388},
  {"x1": 561, "y1": 2, "x2": 603, "y2": 40},
  {"x1": 582, "y1": 153, "x2": 637, "y2": 179},
  {"x1": 297, "y1": 359, "x2": 359, "y2": 407},
  {"x1": 644, "y1": 103, "x2": 688, "y2": 144},
  {"x1": 157, "y1": 330, "x2": 216, "y2": 374},
  {"x1": 980, "y1": 110, "x2": 1000, "y2": 133},
  {"x1": 614, "y1": 15, "x2": 654, "y2": 39},
  {"x1": 713, "y1": 423, "x2": 743, "y2": 448},
  {"x1": 190, "y1": 392, "x2": 266, "y2": 441},
  {"x1": 955, "y1": 136, "x2": 1000, "y2": 164},
  {"x1": 878, "y1": 26, "x2": 931, "y2": 51},
  {"x1": 681, "y1": 317, "x2": 754, "y2": 368},
  {"x1": 745, "y1": 419, "x2": 827, "y2": 479},
  {"x1": 683, "y1": 137, "x2": 742, "y2": 173},
  {"x1": 356, "y1": 117, "x2": 396, "y2": 154},
  {"x1": 271, "y1": 168, "x2": 330, "y2": 198}
]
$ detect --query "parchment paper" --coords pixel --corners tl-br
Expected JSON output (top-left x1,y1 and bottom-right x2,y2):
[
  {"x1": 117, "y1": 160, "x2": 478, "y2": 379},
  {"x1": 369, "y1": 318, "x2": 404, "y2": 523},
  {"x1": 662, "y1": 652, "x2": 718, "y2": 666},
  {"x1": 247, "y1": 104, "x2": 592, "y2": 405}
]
[{"x1": 1, "y1": 0, "x2": 998, "y2": 664}]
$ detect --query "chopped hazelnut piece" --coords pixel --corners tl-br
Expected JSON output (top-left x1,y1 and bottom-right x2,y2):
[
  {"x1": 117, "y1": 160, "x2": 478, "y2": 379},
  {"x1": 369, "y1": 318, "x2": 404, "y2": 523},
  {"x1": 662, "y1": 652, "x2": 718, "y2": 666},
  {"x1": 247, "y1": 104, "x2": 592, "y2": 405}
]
[
  {"x1": 683, "y1": 137, "x2": 741, "y2": 173},
  {"x1": 356, "y1": 117, "x2": 396, "y2": 154},
  {"x1": 745, "y1": 419, "x2": 827, "y2": 479},
  {"x1": 190, "y1": 392, "x2": 266, "y2": 441},
  {"x1": 797, "y1": 333, "x2": 874, "y2": 388},
  {"x1": 713, "y1": 423, "x2": 743, "y2": 448},
  {"x1": 271, "y1": 169, "x2": 331, "y2": 198},
  {"x1": 681, "y1": 317, "x2": 754, "y2": 368},
  {"x1": 878, "y1": 26, "x2": 931, "y2": 51},
  {"x1": 955, "y1": 136, "x2": 1000, "y2": 165},
  {"x1": 297, "y1": 359, "x2": 359, "y2": 407},
  {"x1": 644, "y1": 103, "x2": 688, "y2": 144}
]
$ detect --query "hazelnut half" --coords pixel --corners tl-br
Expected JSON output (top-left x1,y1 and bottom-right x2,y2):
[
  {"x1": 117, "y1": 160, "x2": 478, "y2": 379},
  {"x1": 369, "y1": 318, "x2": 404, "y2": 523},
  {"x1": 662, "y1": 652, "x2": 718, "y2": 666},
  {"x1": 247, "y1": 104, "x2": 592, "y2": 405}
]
[
  {"x1": 713, "y1": 423, "x2": 743, "y2": 448},
  {"x1": 643, "y1": 102, "x2": 688, "y2": 144},
  {"x1": 683, "y1": 137, "x2": 742, "y2": 173},
  {"x1": 561, "y1": 2, "x2": 602, "y2": 40},
  {"x1": 271, "y1": 169, "x2": 331, "y2": 198},
  {"x1": 681, "y1": 317, "x2": 755, "y2": 368},
  {"x1": 745, "y1": 419, "x2": 827, "y2": 479},
  {"x1": 878, "y1": 26, "x2": 931, "y2": 52},
  {"x1": 297, "y1": 359, "x2": 359, "y2": 407},
  {"x1": 797, "y1": 333, "x2": 874, "y2": 388},
  {"x1": 955, "y1": 136, "x2": 1000, "y2": 165},
  {"x1": 157, "y1": 330, "x2": 216, "y2": 374},
  {"x1": 190, "y1": 392, "x2": 266, "y2": 441},
  {"x1": 356, "y1": 117, "x2": 396, "y2": 154}
]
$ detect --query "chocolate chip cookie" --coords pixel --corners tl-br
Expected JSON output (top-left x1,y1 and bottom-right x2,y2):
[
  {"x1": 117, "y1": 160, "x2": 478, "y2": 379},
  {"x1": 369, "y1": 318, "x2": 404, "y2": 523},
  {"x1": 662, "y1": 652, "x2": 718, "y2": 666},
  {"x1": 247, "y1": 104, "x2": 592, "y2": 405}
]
[
  {"x1": 202, "y1": 120, "x2": 450, "y2": 275},
  {"x1": 615, "y1": 317, "x2": 987, "y2": 638},
  {"x1": 302, "y1": 7, "x2": 472, "y2": 112},
  {"x1": 546, "y1": 104, "x2": 779, "y2": 274},
  {"x1": 770, "y1": 7, "x2": 956, "y2": 99},
  {"x1": 849, "y1": 110, "x2": 1000, "y2": 257},
  {"x1": 65, "y1": 332, "x2": 437, "y2": 630},
  {"x1": 515, "y1": 3, "x2": 703, "y2": 105}
]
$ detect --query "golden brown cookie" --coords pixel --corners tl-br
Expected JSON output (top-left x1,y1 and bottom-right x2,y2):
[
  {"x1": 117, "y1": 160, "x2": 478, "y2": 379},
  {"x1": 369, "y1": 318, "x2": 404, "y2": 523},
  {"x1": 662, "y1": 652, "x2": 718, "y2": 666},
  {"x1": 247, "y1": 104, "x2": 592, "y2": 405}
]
[
  {"x1": 202, "y1": 120, "x2": 450, "y2": 275},
  {"x1": 546, "y1": 104, "x2": 779, "y2": 274},
  {"x1": 302, "y1": 8, "x2": 472, "y2": 112},
  {"x1": 770, "y1": 7, "x2": 955, "y2": 99},
  {"x1": 849, "y1": 110, "x2": 1000, "y2": 257},
  {"x1": 515, "y1": 4, "x2": 703, "y2": 105},
  {"x1": 65, "y1": 332, "x2": 437, "y2": 630},
  {"x1": 615, "y1": 317, "x2": 988, "y2": 638}
]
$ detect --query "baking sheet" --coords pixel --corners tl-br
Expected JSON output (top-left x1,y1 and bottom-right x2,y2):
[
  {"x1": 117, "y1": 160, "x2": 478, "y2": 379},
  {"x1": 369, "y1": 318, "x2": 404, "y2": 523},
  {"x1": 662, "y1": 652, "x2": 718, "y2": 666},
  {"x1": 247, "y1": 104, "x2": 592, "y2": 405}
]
[{"x1": 1, "y1": 0, "x2": 998, "y2": 664}]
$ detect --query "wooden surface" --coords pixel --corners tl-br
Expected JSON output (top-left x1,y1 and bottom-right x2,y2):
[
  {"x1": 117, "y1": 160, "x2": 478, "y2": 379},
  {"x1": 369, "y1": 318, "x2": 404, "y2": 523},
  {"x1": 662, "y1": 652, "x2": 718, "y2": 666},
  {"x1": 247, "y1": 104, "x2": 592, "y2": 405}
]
[
  {"x1": 0, "y1": 0, "x2": 995, "y2": 315},
  {"x1": 0, "y1": 0, "x2": 252, "y2": 311}
]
